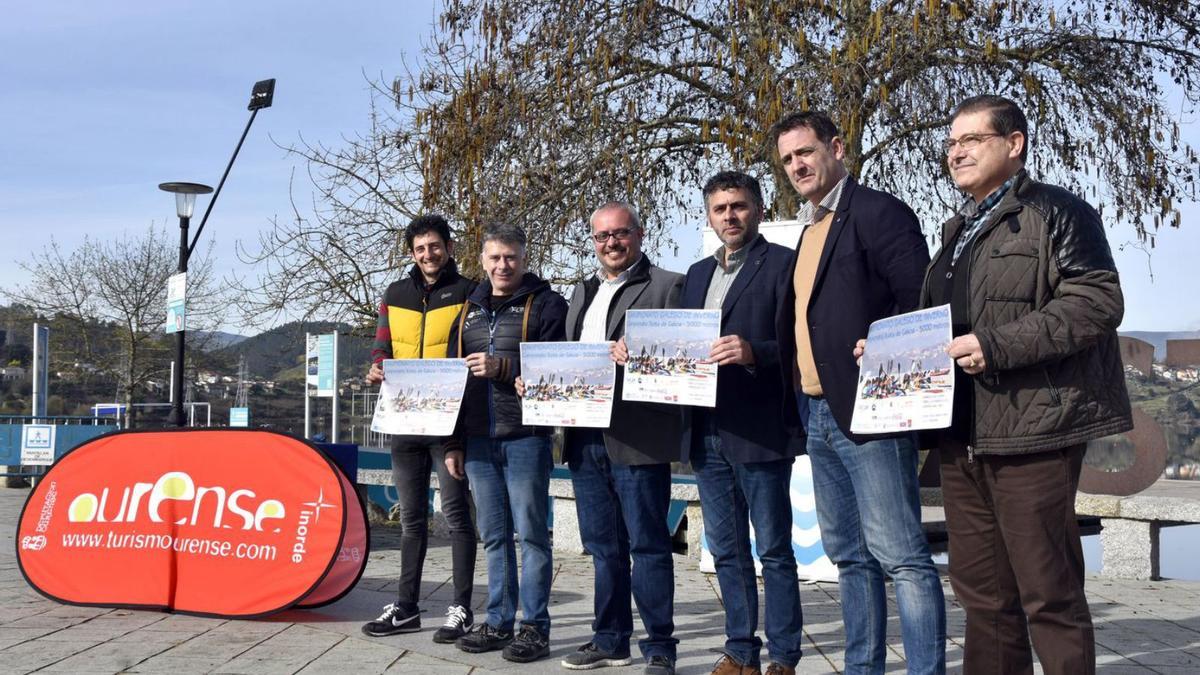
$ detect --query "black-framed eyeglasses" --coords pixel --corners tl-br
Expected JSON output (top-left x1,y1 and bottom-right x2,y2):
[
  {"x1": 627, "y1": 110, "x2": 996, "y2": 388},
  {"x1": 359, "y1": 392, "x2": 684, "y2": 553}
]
[
  {"x1": 591, "y1": 228, "x2": 636, "y2": 244},
  {"x1": 942, "y1": 132, "x2": 1003, "y2": 153}
]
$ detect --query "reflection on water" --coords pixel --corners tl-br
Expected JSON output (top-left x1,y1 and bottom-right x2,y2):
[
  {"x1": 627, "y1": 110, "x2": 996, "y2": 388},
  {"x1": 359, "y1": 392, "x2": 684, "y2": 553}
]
[
  {"x1": 1082, "y1": 524, "x2": 1200, "y2": 581},
  {"x1": 1084, "y1": 436, "x2": 1136, "y2": 472},
  {"x1": 1084, "y1": 372, "x2": 1200, "y2": 480}
]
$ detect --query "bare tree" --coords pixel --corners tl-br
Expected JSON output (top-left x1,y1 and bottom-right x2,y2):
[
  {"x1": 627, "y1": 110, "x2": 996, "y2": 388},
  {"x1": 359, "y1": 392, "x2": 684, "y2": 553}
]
[
  {"x1": 6, "y1": 225, "x2": 225, "y2": 427},
  {"x1": 242, "y1": 0, "x2": 1198, "y2": 323},
  {"x1": 421, "y1": 0, "x2": 1199, "y2": 235}
]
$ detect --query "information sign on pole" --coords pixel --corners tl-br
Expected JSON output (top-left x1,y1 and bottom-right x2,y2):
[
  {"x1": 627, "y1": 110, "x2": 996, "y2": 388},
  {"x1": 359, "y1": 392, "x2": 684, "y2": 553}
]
[
  {"x1": 165, "y1": 272, "x2": 187, "y2": 334},
  {"x1": 316, "y1": 334, "x2": 335, "y2": 398},
  {"x1": 229, "y1": 407, "x2": 249, "y2": 427},
  {"x1": 20, "y1": 424, "x2": 56, "y2": 465}
]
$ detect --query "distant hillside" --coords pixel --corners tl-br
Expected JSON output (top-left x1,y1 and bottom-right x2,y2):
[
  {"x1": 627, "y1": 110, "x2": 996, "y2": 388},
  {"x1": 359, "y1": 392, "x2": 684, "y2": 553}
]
[
  {"x1": 216, "y1": 321, "x2": 372, "y2": 380},
  {"x1": 1119, "y1": 331, "x2": 1200, "y2": 361},
  {"x1": 193, "y1": 330, "x2": 249, "y2": 351}
]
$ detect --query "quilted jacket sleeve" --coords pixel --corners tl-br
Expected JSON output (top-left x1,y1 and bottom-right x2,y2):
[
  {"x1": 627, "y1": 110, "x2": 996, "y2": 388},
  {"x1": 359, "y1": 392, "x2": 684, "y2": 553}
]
[{"x1": 976, "y1": 196, "x2": 1124, "y2": 372}]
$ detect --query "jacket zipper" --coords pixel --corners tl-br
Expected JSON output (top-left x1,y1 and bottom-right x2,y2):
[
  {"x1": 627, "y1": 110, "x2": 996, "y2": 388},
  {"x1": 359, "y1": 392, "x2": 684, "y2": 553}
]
[
  {"x1": 418, "y1": 292, "x2": 428, "y2": 358},
  {"x1": 485, "y1": 303, "x2": 498, "y2": 437},
  {"x1": 963, "y1": 198, "x2": 1023, "y2": 464},
  {"x1": 965, "y1": 230, "x2": 977, "y2": 464}
]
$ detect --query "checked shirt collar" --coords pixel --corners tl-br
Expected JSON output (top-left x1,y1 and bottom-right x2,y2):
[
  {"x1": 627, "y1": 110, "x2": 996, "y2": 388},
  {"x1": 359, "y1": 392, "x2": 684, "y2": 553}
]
[{"x1": 951, "y1": 173, "x2": 1018, "y2": 265}]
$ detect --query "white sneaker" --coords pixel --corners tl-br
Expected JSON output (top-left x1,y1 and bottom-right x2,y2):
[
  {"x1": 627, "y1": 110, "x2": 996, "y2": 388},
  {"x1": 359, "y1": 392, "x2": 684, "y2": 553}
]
[{"x1": 433, "y1": 604, "x2": 474, "y2": 643}]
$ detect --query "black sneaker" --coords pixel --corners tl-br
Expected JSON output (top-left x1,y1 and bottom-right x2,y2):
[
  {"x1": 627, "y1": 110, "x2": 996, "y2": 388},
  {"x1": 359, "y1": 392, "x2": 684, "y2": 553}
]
[
  {"x1": 561, "y1": 641, "x2": 633, "y2": 669},
  {"x1": 455, "y1": 622, "x2": 513, "y2": 653},
  {"x1": 432, "y1": 604, "x2": 474, "y2": 644},
  {"x1": 644, "y1": 655, "x2": 676, "y2": 675},
  {"x1": 502, "y1": 624, "x2": 550, "y2": 663},
  {"x1": 361, "y1": 602, "x2": 420, "y2": 637}
]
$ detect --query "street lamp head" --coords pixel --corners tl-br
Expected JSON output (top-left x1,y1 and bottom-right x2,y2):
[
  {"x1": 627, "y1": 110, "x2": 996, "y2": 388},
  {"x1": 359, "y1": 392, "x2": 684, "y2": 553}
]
[
  {"x1": 158, "y1": 182, "x2": 213, "y2": 219},
  {"x1": 248, "y1": 79, "x2": 275, "y2": 111}
]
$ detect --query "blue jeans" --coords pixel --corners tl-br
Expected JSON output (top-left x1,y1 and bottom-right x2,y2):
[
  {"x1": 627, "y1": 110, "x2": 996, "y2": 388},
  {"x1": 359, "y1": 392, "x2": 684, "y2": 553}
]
[
  {"x1": 465, "y1": 434, "x2": 553, "y2": 635},
  {"x1": 568, "y1": 430, "x2": 677, "y2": 660},
  {"x1": 804, "y1": 397, "x2": 945, "y2": 675},
  {"x1": 693, "y1": 424, "x2": 804, "y2": 668}
]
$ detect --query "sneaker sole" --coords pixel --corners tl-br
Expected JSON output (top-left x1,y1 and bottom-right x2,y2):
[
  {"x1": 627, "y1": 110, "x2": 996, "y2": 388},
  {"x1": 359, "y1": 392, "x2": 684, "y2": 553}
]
[
  {"x1": 455, "y1": 638, "x2": 511, "y2": 653},
  {"x1": 561, "y1": 656, "x2": 633, "y2": 670},
  {"x1": 360, "y1": 623, "x2": 421, "y2": 638},
  {"x1": 502, "y1": 646, "x2": 550, "y2": 663},
  {"x1": 431, "y1": 623, "x2": 473, "y2": 644}
]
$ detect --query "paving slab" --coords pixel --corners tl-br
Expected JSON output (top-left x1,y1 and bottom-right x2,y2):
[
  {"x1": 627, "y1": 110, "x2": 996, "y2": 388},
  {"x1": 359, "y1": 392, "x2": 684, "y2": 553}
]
[{"x1": 1, "y1": 487, "x2": 1198, "y2": 673}]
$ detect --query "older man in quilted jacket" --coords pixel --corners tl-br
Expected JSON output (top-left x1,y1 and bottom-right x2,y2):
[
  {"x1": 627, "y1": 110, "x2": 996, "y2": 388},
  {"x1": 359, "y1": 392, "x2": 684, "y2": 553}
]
[{"x1": 912, "y1": 95, "x2": 1132, "y2": 674}]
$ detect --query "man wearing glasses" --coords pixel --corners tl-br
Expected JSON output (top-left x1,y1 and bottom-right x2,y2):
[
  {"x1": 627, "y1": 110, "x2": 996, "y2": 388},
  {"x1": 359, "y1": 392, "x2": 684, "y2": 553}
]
[
  {"x1": 557, "y1": 202, "x2": 684, "y2": 675},
  {"x1": 911, "y1": 95, "x2": 1130, "y2": 673}
]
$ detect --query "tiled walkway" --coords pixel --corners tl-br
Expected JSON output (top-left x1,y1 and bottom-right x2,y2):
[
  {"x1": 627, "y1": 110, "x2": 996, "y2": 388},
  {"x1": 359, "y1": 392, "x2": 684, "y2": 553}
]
[{"x1": 1, "y1": 488, "x2": 1197, "y2": 673}]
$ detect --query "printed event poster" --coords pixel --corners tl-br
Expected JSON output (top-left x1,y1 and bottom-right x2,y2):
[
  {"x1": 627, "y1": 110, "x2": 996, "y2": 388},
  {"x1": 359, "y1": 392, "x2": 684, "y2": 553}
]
[
  {"x1": 520, "y1": 342, "x2": 615, "y2": 427},
  {"x1": 623, "y1": 309, "x2": 720, "y2": 407},
  {"x1": 370, "y1": 359, "x2": 468, "y2": 436},
  {"x1": 850, "y1": 304, "x2": 955, "y2": 434}
]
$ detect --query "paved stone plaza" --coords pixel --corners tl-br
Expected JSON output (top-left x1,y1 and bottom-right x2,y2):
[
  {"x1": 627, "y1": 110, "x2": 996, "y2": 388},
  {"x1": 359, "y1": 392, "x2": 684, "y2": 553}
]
[{"x1": 1, "y1": 488, "x2": 1198, "y2": 673}]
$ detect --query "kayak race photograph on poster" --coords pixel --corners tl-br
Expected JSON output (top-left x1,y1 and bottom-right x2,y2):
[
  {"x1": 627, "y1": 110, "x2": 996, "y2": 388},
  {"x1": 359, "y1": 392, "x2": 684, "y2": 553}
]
[
  {"x1": 851, "y1": 304, "x2": 955, "y2": 434},
  {"x1": 370, "y1": 359, "x2": 468, "y2": 436},
  {"x1": 520, "y1": 342, "x2": 615, "y2": 427},
  {"x1": 623, "y1": 309, "x2": 720, "y2": 407}
]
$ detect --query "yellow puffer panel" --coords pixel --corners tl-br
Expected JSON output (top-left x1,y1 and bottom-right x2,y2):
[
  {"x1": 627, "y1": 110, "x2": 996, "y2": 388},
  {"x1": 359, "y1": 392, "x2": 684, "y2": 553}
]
[{"x1": 388, "y1": 302, "x2": 465, "y2": 359}]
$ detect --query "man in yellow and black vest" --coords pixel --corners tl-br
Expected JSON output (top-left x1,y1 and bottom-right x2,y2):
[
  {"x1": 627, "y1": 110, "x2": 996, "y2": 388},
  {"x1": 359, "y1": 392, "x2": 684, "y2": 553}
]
[{"x1": 361, "y1": 214, "x2": 478, "y2": 643}]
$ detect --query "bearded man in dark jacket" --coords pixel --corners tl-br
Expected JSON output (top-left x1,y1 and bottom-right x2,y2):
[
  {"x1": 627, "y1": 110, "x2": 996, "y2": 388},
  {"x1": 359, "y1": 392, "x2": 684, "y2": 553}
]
[
  {"x1": 892, "y1": 95, "x2": 1131, "y2": 674},
  {"x1": 443, "y1": 223, "x2": 567, "y2": 665}
]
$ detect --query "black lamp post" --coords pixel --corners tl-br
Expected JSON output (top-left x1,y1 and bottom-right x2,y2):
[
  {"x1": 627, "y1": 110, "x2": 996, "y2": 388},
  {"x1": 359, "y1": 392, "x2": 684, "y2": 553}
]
[
  {"x1": 158, "y1": 182, "x2": 212, "y2": 428},
  {"x1": 158, "y1": 78, "x2": 275, "y2": 429}
]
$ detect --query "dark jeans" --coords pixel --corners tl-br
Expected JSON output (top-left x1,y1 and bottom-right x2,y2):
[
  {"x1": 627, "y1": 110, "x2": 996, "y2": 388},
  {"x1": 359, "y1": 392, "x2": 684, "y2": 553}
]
[
  {"x1": 391, "y1": 435, "x2": 476, "y2": 611},
  {"x1": 940, "y1": 440, "x2": 1094, "y2": 675},
  {"x1": 568, "y1": 430, "x2": 677, "y2": 660},
  {"x1": 693, "y1": 423, "x2": 804, "y2": 668}
]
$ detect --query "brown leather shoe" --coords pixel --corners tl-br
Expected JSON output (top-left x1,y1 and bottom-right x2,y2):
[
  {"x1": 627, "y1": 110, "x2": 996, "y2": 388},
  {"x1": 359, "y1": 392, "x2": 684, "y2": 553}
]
[
  {"x1": 710, "y1": 654, "x2": 762, "y2": 675},
  {"x1": 764, "y1": 664, "x2": 796, "y2": 675}
]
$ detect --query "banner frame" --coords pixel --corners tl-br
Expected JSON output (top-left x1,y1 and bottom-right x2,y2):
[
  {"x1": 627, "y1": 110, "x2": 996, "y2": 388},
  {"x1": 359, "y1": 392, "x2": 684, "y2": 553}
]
[{"x1": 14, "y1": 427, "x2": 366, "y2": 619}]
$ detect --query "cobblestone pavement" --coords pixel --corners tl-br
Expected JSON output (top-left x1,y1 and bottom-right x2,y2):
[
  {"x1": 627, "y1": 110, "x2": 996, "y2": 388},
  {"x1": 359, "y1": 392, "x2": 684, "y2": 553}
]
[{"x1": 1, "y1": 488, "x2": 1198, "y2": 673}]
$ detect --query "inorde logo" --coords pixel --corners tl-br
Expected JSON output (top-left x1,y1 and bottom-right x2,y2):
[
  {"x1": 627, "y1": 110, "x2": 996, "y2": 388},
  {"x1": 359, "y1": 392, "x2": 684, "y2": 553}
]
[
  {"x1": 17, "y1": 429, "x2": 358, "y2": 617},
  {"x1": 66, "y1": 471, "x2": 287, "y2": 532}
]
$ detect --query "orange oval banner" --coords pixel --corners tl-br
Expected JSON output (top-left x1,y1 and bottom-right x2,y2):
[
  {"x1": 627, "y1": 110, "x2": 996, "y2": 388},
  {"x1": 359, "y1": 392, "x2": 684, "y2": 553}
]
[{"x1": 16, "y1": 429, "x2": 362, "y2": 617}]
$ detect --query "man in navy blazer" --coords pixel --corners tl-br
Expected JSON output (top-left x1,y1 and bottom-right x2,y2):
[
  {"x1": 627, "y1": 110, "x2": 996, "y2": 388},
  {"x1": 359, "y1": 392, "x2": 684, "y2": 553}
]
[
  {"x1": 772, "y1": 110, "x2": 945, "y2": 674},
  {"x1": 680, "y1": 171, "x2": 804, "y2": 675}
]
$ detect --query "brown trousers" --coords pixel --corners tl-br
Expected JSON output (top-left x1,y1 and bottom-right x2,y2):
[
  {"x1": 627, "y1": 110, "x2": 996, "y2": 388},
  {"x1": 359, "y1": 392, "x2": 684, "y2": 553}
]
[{"x1": 940, "y1": 441, "x2": 1094, "y2": 675}]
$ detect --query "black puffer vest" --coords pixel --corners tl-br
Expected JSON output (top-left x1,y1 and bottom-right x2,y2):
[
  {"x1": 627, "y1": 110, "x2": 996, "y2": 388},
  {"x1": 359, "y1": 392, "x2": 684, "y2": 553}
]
[{"x1": 448, "y1": 272, "x2": 568, "y2": 438}]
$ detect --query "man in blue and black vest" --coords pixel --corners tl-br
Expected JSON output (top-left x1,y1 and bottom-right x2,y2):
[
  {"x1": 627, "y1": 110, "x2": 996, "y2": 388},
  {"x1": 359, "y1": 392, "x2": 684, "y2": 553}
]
[{"x1": 444, "y1": 223, "x2": 568, "y2": 664}]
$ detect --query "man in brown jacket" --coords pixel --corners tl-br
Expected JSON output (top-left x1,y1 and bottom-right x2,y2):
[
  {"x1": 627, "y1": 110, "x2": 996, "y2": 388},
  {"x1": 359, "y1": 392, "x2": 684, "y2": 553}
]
[{"x1": 910, "y1": 95, "x2": 1132, "y2": 674}]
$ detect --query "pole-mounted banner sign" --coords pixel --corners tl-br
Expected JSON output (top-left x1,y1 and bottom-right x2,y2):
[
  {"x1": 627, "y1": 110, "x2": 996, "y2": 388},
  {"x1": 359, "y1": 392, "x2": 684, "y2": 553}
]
[
  {"x1": 166, "y1": 272, "x2": 186, "y2": 335},
  {"x1": 15, "y1": 429, "x2": 368, "y2": 617}
]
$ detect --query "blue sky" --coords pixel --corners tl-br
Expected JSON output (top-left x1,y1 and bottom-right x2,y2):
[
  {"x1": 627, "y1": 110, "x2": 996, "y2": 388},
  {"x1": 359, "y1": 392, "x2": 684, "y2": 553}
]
[{"x1": 2, "y1": 1, "x2": 1196, "y2": 333}]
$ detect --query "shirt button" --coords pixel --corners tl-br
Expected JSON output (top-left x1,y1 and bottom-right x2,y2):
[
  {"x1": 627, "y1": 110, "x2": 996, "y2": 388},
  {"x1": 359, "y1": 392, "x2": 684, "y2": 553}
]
[{"x1": 945, "y1": 271, "x2": 953, "y2": 279}]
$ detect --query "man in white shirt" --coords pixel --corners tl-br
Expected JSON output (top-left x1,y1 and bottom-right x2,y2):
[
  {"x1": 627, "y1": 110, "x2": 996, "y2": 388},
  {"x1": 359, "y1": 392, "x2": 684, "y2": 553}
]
[{"x1": 559, "y1": 202, "x2": 684, "y2": 675}]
